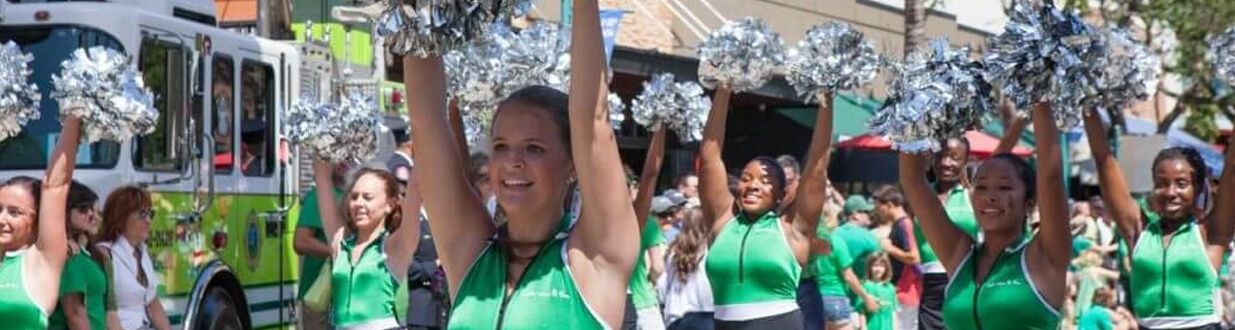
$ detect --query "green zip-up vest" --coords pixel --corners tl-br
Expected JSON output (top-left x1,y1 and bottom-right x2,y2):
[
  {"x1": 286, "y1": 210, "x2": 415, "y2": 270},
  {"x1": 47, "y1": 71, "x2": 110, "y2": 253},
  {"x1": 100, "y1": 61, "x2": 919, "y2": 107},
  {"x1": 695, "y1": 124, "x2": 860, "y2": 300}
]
[
  {"x1": 1130, "y1": 217, "x2": 1220, "y2": 328},
  {"x1": 332, "y1": 231, "x2": 400, "y2": 328},
  {"x1": 448, "y1": 217, "x2": 606, "y2": 330},
  {"x1": 942, "y1": 237, "x2": 1060, "y2": 330},
  {"x1": 705, "y1": 211, "x2": 801, "y2": 319},
  {"x1": 49, "y1": 251, "x2": 109, "y2": 330},
  {"x1": 0, "y1": 252, "x2": 49, "y2": 329}
]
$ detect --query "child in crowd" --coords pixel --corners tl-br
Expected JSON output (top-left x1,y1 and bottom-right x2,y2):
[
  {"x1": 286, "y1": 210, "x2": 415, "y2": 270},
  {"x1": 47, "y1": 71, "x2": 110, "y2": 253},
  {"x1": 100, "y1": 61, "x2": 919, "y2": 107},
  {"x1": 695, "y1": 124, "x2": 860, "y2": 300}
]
[{"x1": 859, "y1": 253, "x2": 896, "y2": 330}]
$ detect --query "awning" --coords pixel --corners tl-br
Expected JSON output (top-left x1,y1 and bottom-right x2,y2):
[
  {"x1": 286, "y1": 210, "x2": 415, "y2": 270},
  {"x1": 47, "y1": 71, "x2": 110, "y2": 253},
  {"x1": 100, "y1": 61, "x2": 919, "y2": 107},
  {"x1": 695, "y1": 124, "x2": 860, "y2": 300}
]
[
  {"x1": 836, "y1": 131, "x2": 1032, "y2": 159},
  {"x1": 776, "y1": 93, "x2": 883, "y2": 140}
]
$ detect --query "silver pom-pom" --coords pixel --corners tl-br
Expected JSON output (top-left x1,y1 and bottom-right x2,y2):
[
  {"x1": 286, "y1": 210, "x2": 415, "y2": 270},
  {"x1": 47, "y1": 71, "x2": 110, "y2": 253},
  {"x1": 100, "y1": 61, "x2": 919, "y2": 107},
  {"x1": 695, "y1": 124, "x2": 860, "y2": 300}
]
[
  {"x1": 51, "y1": 47, "x2": 157, "y2": 143},
  {"x1": 697, "y1": 17, "x2": 785, "y2": 92},
  {"x1": 671, "y1": 81, "x2": 711, "y2": 143},
  {"x1": 375, "y1": 0, "x2": 533, "y2": 57},
  {"x1": 786, "y1": 22, "x2": 880, "y2": 100},
  {"x1": 1207, "y1": 26, "x2": 1235, "y2": 88},
  {"x1": 631, "y1": 73, "x2": 711, "y2": 143},
  {"x1": 284, "y1": 92, "x2": 382, "y2": 163},
  {"x1": 0, "y1": 41, "x2": 41, "y2": 142},
  {"x1": 444, "y1": 22, "x2": 571, "y2": 147},
  {"x1": 983, "y1": 0, "x2": 1106, "y2": 130},
  {"x1": 444, "y1": 23, "x2": 513, "y2": 115},
  {"x1": 608, "y1": 92, "x2": 626, "y2": 130},
  {"x1": 632, "y1": 73, "x2": 678, "y2": 128},
  {"x1": 1096, "y1": 28, "x2": 1161, "y2": 112},
  {"x1": 869, "y1": 39, "x2": 987, "y2": 153},
  {"x1": 505, "y1": 21, "x2": 571, "y2": 93}
]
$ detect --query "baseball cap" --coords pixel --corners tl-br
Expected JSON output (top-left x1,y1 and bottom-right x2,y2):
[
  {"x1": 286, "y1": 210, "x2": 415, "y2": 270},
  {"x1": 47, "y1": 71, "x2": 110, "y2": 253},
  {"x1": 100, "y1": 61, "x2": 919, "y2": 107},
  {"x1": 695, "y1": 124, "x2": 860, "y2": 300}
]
[
  {"x1": 651, "y1": 190, "x2": 688, "y2": 214},
  {"x1": 843, "y1": 195, "x2": 874, "y2": 215}
]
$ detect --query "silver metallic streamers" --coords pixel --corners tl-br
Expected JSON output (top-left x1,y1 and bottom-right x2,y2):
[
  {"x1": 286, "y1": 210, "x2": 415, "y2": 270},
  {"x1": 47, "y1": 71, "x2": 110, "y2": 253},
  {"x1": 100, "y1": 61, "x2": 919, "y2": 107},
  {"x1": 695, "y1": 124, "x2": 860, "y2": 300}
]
[
  {"x1": 697, "y1": 17, "x2": 784, "y2": 92},
  {"x1": 868, "y1": 39, "x2": 988, "y2": 154},
  {"x1": 51, "y1": 47, "x2": 157, "y2": 143},
  {"x1": 1207, "y1": 26, "x2": 1235, "y2": 88},
  {"x1": 445, "y1": 21, "x2": 572, "y2": 146},
  {"x1": 982, "y1": 0, "x2": 1106, "y2": 130},
  {"x1": 786, "y1": 22, "x2": 880, "y2": 101},
  {"x1": 0, "y1": 41, "x2": 40, "y2": 142},
  {"x1": 1095, "y1": 28, "x2": 1161, "y2": 112},
  {"x1": 284, "y1": 92, "x2": 381, "y2": 163},
  {"x1": 608, "y1": 92, "x2": 626, "y2": 130},
  {"x1": 504, "y1": 22, "x2": 571, "y2": 93},
  {"x1": 375, "y1": 0, "x2": 533, "y2": 57},
  {"x1": 444, "y1": 23, "x2": 513, "y2": 116},
  {"x1": 673, "y1": 81, "x2": 710, "y2": 143},
  {"x1": 631, "y1": 73, "x2": 711, "y2": 143}
]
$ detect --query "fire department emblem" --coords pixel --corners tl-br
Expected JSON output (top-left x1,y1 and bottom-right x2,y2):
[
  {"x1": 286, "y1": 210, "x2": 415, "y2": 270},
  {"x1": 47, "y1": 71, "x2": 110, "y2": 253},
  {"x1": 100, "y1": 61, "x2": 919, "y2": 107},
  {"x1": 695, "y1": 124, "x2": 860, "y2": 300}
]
[{"x1": 245, "y1": 211, "x2": 261, "y2": 271}]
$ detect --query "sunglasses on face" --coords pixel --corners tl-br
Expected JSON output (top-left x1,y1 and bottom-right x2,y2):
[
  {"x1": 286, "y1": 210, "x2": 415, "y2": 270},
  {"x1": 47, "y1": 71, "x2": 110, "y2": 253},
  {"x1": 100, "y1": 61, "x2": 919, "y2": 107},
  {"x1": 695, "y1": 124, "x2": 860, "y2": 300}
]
[
  {"x1": 135, "y1": 209, "x2": 156, "y2": 219},
  {"x1": 71, "y1": 204, "x2": 97, "y2": 214}
]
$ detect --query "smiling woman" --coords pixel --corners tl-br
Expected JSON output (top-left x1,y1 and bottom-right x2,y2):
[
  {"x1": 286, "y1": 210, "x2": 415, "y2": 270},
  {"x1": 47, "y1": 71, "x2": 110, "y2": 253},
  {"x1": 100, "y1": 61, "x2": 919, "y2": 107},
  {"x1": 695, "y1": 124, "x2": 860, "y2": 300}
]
[
  {"x1": 1083, "y1": 108, "x2": 1235, "y2": 330},
  {"x1": 0, "y1": 117, "x2": 80, "y2": 329},
  {"x1": 695, "y1": 83, "x2": 837, "y2": 328},
  {"x1": 403, "y1": 1, "x2": 641, "y2": 328},
  {"x1": 898, "y1": 103, "x2": 1071, "y2": 330}
]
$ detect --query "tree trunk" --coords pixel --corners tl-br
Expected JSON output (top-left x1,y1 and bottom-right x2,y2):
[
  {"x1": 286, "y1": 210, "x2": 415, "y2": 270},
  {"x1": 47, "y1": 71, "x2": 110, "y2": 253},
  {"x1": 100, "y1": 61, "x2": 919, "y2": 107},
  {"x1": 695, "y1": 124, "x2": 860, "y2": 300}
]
[{"x1": 904, "y1": 0, "x2": 927, "y2": 56}]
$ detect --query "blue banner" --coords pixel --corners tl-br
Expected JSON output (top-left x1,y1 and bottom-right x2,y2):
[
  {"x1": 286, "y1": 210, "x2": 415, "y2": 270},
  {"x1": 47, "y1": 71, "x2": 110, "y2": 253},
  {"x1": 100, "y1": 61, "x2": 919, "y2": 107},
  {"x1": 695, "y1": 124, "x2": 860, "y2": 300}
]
[{"x1": 599, "y1": 9, "x2": 626, "y2": 65}]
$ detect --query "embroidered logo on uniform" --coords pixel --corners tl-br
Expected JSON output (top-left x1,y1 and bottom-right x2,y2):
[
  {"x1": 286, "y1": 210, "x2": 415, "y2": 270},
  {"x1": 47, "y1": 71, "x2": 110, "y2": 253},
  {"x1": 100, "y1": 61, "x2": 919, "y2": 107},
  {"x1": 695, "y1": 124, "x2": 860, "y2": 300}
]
[
  {"x1": 520, "y1": 289, "x2": 571, "y2": 300},
  {"x1": 983, "y1": 279, "x2": 1025, "y2": 288}
]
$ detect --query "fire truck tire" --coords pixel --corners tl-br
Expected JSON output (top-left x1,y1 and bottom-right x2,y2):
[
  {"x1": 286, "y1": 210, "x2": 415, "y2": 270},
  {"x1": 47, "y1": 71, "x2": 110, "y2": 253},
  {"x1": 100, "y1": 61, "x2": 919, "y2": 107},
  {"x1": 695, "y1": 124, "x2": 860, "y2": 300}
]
[{"x1": 193, "y1": 287, "x2": 245, "y2": 330}]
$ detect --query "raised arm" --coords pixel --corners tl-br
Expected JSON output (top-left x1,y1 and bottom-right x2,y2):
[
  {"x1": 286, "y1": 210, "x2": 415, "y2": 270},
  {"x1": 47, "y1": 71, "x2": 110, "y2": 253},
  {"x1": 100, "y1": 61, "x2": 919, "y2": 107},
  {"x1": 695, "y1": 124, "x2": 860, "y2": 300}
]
[
  {"x1": 699, "y1": 86, "x2": 735, "y2": 233},
  {"x1": 312, "y1": 160, "x2": 345, "y2": 248},
  {"x1": 634, "y1": 124, "x2": 668, "y2": 228},
  {"x1": 1029, "y1": 103, "x2": 1073, "y2": 270},
  {"x1": 565, "y1": 1, "x2": 641, "y2": 326},
  {"x1": 449, "y1": 99, "x2": 472, "y2": 172},
  {"x1": 1081, "y1": 110, "x2": 1143, "y2": 246},
  {"x1": 404, "y1": 56, "x2": 494, "y2": 296},
  {"x1": 567, "y1": 0, "x2": 640, "y2": 270},
  {"x1": 1203, "y1": 130, "x2": 1235, "y2": 269},
  {"x1": 384, "y1": 169, "x2": 424, "y2": 280},
  {"x1": 28, "y1": 117, "x2": 80, "y2": 310},
  {"x1": 36, "y1": 117, "x2": 78, "y2": 261},
  {"x1": 898, "y1": 153, "x2": 969, "y2": 272},
  {"x1": 787, "y1": 93, "x2": 835, "y2": 241},
  {"x1": 994, "y1": 116, "x2": 1028, "y2": 155}
]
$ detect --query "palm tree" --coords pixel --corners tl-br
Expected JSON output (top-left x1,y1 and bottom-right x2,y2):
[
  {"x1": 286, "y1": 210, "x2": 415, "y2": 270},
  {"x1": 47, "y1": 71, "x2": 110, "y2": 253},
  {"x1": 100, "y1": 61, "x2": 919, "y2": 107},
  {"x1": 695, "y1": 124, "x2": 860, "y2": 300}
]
[{"x1": 904, "y1": 0, "x2": 927, "y2": 56}]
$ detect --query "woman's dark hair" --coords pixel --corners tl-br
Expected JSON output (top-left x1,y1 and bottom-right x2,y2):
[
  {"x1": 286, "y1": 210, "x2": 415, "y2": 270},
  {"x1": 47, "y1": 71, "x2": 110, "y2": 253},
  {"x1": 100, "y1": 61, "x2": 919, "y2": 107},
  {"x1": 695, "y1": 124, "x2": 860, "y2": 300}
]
[
  {"x1": 66, "y1": 181, "x2": 98, "y2": 238},
  {"x1": 343, "y1": 168, "x2": 403, "y2": 233},
  {"x1": 1151, "y1": 147, "x2": 1209, "y2": 198},
  {"x1": 983, "y1": 153, "x2": 1036, "y2": 201},
  {"x1": 0, "y1": 176, "x2": 42, "y2": 214},
  {"x1": 939, "y1": 136, "x2": 971, "y2": 155},
  {"x1": 873, "y1": 185, "x2": 905, "y2": 207},
  {"x1": 749, "y1": 156, "x2": 788, "y2": 203},
  {"x1": 494, "y1": 85, "x2": 571, "y2": 155},
  {"x1": 669, "y1": 207, "x2": 709, "y2": 284},
  {"x1": 67, "y1": 180, "x2": 98, "y2": 213},
  {"x1": 98, "y1": 186, "x2": 152, "y2": 243}
]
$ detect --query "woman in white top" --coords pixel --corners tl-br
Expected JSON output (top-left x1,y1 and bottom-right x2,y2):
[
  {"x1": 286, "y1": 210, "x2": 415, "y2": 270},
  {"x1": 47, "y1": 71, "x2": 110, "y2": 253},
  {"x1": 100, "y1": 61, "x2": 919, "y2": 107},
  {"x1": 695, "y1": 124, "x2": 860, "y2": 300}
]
[
  {"x1": 658, "y1": 207, "x2": 714, "y2": 330},
  {"x1": 97, "y1": 186, "x2": 171, "y2": 330}
]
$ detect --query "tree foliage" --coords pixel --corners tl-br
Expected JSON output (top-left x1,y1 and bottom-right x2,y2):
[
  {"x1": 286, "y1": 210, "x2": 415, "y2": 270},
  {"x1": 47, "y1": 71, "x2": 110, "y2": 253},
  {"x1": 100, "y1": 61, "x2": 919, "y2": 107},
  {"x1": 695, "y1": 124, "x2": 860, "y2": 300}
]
[{"x1": 1063, "y1": 0, "x2": 1235, "y2": 142}]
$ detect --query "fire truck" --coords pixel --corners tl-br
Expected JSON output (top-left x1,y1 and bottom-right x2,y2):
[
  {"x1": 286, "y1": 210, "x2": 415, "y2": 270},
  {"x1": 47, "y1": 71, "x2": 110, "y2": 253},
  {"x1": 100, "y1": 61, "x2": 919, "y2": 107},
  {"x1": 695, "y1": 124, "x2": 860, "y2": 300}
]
[{"x1": 0, "y1": 0, "x2": 394, "y2": 328}]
